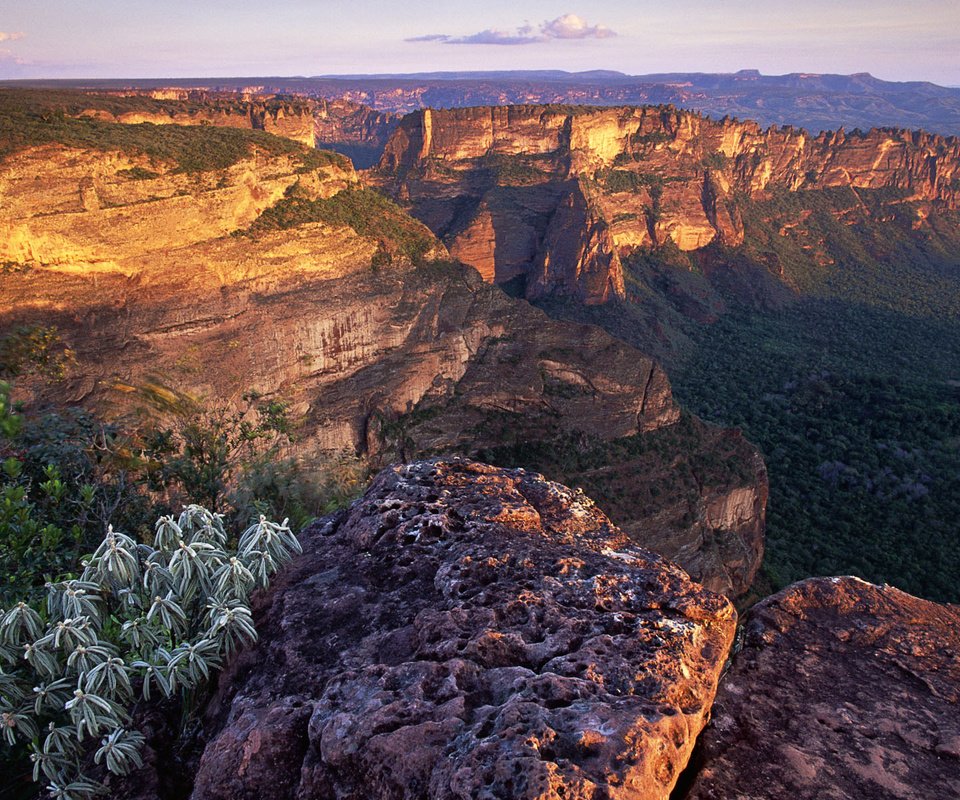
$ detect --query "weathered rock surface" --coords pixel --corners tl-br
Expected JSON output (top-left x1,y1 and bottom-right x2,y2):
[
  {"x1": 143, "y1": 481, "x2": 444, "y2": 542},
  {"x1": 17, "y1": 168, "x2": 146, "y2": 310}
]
[
  {"x1": 686, "y1": 576, "x2": 960, "y2": 799},
  {"x1": 371, "y1": 105, "x2": 960, "y2": 303},
  {"x1": 188, "y1": 459, "x2": 737, "y2": 800},
  {"x1": 0, "y1": 144, "x2": 356, "y2": 272}
]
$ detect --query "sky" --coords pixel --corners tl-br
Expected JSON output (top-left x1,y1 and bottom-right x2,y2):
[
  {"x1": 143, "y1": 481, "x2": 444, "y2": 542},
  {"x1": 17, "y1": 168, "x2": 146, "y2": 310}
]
[{"x1": 1, "y1": 0, "x2": 958, "y2": 85}]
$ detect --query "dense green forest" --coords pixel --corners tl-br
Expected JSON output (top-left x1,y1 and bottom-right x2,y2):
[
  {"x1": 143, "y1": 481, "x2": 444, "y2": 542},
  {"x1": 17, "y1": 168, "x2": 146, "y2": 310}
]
[
  {"x1": 666, "y1": 193, "x2": 960, "y2": 602},
  {"x1": 538, "y1": 189, "x2": 960, "y2": 603},
  {"x1": 674, "y1": 299, "x2": 960, "y2": 602}
]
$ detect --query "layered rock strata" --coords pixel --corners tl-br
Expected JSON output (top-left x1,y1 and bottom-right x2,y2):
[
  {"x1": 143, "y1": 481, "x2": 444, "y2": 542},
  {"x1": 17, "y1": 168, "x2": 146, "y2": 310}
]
[
  {"x1": 79, "y1": 92, "x2": 318, "y2": 147},
  {"x1": 687, "y1": 576, "x2": 960, "y2": 798},
  {"x1": 187, "y1": 459, "x2": 737, "y2": 800},
  {"x1": 371, "y1": 105, "x2": 960, "y2": 303}
]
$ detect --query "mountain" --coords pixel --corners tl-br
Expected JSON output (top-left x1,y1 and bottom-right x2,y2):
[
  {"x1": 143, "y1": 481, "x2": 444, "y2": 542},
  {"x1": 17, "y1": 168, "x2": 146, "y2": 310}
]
[
  {"x1": 9, "y1": 69, "x2": 960, "y2": 136},
  {"x1": 0, "y1": 91, "x2": 766, "y2": 597},
  {"x1": 369, "y1": 104, "x2": 960, "y2": 308}
]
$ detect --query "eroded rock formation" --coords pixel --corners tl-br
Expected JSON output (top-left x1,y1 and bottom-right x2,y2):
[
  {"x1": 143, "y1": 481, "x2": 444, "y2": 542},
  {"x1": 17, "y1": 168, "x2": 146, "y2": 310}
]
[
  {"x1": 79, "y1": 91, "x2": 318, "y2": 147},
  {"x1": 186, "y1": 459, "x2": 737, "y2": 800},
  {"x1": 687, "y1": 576, "x2": 960, "y2": 798},
  {"x1": 0, "y1": 118, "x2": 766, "y2": 596},
  {"x1": 371, "y1": 105, "x2": 960, "y2": 303}
]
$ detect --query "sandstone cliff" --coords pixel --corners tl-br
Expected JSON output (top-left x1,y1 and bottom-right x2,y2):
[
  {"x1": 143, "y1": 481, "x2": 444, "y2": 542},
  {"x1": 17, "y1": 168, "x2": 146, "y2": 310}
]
[
  {"x1": 0, "y1": 145, "x2": 354, "y2": 274},
  {"x1": 0, "y1": 113, "x2": 766, "y2": 596},
  {"x1": 173, "y1": 460, "x2": 737, "y2": 800},
  {"x1": 688, "y1": 576, "x2": 960, "y2": 798},
  {"x1": 371, "y1": 105, "x2": 960, "y2": 303},
  {"x1": 77, "y1": 91, "x2": 318, "y2": 148}
]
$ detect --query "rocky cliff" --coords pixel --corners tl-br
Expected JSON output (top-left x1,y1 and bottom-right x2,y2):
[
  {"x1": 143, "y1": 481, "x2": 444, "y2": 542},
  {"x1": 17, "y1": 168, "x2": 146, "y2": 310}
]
[
  {"x1": 77, "y1": 91, "x2": 318, "y2": 148},
  {"x1": 0, "y1": 145, "x2": 354, "y2": 272},
  {"x1": 177, "y1": 459, "x2": 738, "y2": 800},
  {"x1": 687, "y1": 576, "x2": 960, "y2": 798},
  {"x1": 371, "y1": 105, "x2": 960, "y2": 303},
  {"x1": 0, "y1": 114, "x2": 766, "y2": 596},
  {"x1": 313, "y1": 99, "x2": 401, "y2": 168}
]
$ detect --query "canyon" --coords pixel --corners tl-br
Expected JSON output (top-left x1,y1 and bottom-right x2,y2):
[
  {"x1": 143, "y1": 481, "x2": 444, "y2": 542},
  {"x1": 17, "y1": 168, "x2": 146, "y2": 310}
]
[
  {"x1": 2, "y1": 87, "x2": 960, "y2": 799},
  {"x1": 0, "y1": 99, "x2": 766, "y2": 597}
]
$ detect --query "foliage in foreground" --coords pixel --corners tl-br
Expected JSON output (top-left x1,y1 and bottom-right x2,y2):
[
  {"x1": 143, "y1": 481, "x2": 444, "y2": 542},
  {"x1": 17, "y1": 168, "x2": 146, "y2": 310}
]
[{"x1": 0, "y1": 505, "x2": 300, "y2": 799}]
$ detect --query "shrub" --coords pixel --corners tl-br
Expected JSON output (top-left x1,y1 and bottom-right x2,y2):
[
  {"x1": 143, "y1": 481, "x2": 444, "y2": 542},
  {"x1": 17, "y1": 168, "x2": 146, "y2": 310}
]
[
  {"x1": 0, "y1": 504, "x2": 300, "y2": 798},
  {"x1": 239, "y1": 188, "x2": 435, "y2": 264}
]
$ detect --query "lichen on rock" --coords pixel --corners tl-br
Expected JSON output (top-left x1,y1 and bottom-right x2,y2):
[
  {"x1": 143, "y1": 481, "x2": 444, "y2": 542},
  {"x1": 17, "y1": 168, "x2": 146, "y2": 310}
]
[{"x1": 186, "y1": 459, "x2": 737, "y2": 800}]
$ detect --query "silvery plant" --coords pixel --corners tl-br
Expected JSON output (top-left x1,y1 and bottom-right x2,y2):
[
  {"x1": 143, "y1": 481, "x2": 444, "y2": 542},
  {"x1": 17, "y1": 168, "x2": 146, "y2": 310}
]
[{"x1": 0, "y1": 505, "x2": 301, "y2": 799}]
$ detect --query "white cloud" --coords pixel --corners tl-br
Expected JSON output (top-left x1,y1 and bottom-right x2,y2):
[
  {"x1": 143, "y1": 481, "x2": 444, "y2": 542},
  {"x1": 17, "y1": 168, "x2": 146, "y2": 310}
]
[
  {"x1": 407, "y1": 14, "x2": 616, "y2": 46},
  {"x1": 0, "y1": 32, "x2": 25, "y2": 43},
  {"x1": 541, "y1": 14, "x2": 616, "y2": 40}
]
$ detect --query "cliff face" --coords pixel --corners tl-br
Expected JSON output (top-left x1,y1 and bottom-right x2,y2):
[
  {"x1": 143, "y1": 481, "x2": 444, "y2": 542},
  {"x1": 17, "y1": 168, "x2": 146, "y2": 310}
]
[
  {"x1": 0, "y1": 132, "x2": 766, "y2": 597},
  {"x1": 179, "y1": 460, "x2": 737, "y2": 800},
  {"x1": 313, "y1": 99, "x2": 401, "y2": 168},
  {"x1": 79, "y1": 92, "x2": 318, "y2": 148},
  {"x1": 688, "y1": 576, "x2": 960, "y2": 798},
  {"x1": 371, "y1": 105, "x2": 960, "y2": 303},
  {"x1": 0, "y1": 145, "x2": 354, "y2": 273}
]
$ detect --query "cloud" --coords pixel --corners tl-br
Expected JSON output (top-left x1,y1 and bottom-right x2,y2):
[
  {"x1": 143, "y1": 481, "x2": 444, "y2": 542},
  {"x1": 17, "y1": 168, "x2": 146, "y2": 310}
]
[
  {"x1": 0, "y1": 32, "x2": 25, "y2": 43},
  {"x1": 407, "y1": 14, "x2": 616, "y2": 46},
  {"x1": 541, "y1": 14, "x2": 616, "y2": 40}
]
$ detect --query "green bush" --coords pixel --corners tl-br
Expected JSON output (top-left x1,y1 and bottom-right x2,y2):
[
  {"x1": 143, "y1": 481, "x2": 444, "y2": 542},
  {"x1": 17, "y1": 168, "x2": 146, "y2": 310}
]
[
  {"x1": 0, "y1": 504, "x2": 299, "y2": 798},
  {"x1": 239, "y1": 188, "x2": 435, "y2": 264}
]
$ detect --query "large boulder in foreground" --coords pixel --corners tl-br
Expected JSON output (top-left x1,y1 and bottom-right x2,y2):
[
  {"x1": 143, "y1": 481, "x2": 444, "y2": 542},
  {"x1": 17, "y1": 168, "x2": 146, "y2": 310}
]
[
  {"x1": 190, "y1": 459, "x2": 736, "y2": 800},
  {"x1": 687, "y1": 576, "x2": 960, "y2": 799}
]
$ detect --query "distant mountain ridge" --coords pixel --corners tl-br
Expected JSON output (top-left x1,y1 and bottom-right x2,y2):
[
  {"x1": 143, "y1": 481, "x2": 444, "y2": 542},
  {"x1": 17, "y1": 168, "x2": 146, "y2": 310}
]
[{"x1": 6, "y1": 69, "x2": 960, "y2": 136}]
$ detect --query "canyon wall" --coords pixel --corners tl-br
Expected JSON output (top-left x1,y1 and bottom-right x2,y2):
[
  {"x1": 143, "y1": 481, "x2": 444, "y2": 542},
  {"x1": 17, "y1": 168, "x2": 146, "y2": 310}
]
[
  {"x1": 0, "y1": 132, "x2": 765, "y2": 596},
  {"x1": 372, "y1": 105, "x2": 960, "y2": 303},
  {"x1": 79, "y1": 92, "x2": 318, "y2": 148}
]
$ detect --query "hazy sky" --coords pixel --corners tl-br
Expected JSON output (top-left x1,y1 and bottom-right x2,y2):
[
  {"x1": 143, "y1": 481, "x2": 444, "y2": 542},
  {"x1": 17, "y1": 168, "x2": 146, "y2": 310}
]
[{"x1": 1, "y1": 1, "x2": 958, "y2": 85}]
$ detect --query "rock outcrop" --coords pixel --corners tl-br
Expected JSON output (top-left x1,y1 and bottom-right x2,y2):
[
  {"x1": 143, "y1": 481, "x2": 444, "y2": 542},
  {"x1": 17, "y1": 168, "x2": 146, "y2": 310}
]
[
  {"x1": 687, "y1": 576, "x2": 960, "y2": 799},
  {"x1": 78, "y1": 91, "x2": 318, "y2": 148},
  {"x1": 186, "y1": 459, "x2": 737, "y2": 800},
  {"x1": 371, "y1": 105, "x2": 960, "y2": 303}
]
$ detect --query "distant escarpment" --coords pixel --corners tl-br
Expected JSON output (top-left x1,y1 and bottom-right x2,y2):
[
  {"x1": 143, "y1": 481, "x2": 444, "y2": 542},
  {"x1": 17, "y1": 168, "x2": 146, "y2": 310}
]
[
  {"x1": 688, "y1": 576, "x2": 960, "y2": 798},
  {"x1": 0, "y1": 116, "x2": 766, "y2": 596},
  {"x1": 369, "y1": 105, "x2": 960, "y2": 305},
  {"x1": 0, "y1": 88, "x2": 319, "y2": 148},
  {"x1": 313, "y1": 98, "x2": 401, "y2": 168},
  {"x1": 170, "y1": 459, "x2": 738, "y2": 800}
]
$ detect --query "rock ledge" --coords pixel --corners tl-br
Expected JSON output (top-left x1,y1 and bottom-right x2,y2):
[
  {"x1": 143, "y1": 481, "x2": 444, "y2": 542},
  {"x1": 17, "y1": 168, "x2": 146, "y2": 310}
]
[{"x1": 189, "y1": 459, "x2": 736, "y2": 800}]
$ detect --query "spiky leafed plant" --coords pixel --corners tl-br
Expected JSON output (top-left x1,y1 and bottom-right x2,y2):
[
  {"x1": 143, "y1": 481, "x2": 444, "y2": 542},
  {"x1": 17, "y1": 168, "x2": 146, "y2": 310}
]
[{"x1": 0, "y1": 505, "x2": 299, "y2": 798}]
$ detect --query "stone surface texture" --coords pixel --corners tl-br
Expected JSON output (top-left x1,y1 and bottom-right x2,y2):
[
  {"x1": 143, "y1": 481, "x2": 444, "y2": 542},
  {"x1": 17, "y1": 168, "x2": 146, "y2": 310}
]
[
  {"x1": 687, "y1": 576, "x2": 960, "y2": 799},
  {"x1": 188, "y1": 459, "x2": 737, "y2": 800}
]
